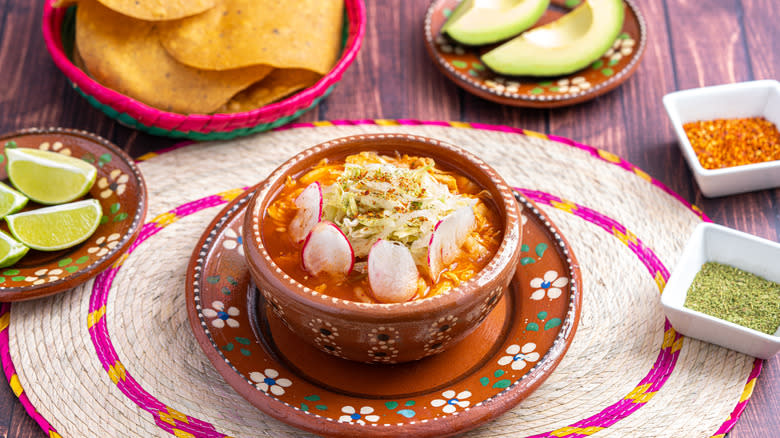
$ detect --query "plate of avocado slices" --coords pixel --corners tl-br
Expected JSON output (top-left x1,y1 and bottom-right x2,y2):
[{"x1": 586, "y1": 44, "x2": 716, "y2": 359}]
[{"x1": 424, "y1": 0, "x2": 646, "y2": 108}]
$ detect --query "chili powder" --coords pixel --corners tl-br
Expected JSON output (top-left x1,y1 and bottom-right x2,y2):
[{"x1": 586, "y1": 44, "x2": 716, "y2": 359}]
[{"x1": 682, "y1": 117, "x2": 780, "y2": 169}]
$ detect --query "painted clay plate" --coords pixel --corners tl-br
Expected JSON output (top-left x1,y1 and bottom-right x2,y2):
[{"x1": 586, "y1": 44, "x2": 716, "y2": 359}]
[
  {"x1": 0, "y1": 128, "x2": 146, "y2": 301},
  {"x1": 186, "y1": 188, "x2": 582, "y2": 437},
  {"x1": 424, "y1": 0, "x2": 647, "y2": 108}
]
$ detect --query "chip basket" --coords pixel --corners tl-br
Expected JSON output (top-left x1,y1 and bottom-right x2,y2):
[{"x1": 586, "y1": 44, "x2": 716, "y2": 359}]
[{"x1": 41, "y1": 0, "x2": 366, "y2": 141}]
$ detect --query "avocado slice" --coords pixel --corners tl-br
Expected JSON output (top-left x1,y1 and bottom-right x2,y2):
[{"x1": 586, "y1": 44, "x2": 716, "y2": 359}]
[
  {"x1": 442, "y1": 0, "x2": 550, "y2": 46},
  {"x1": 481, "y1": 0, "x2": 625, "y2": 76}
]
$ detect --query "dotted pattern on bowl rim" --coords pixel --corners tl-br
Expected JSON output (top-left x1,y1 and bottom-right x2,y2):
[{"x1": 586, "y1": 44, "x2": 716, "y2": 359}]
[{"x1": 248, "y1": 133, "x2": 521, "y2": 310}]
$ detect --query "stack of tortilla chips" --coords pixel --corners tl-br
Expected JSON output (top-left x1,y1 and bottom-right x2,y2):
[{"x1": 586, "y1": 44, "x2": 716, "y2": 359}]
[{"x1": 55, "y1": 0, "x2": 344, "y2": 114}]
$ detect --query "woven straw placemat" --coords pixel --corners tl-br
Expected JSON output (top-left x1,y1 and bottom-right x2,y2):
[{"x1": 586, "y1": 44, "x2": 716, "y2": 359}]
[{"x1": 0, "y1": 121, "x2": 760, "y2": 438}]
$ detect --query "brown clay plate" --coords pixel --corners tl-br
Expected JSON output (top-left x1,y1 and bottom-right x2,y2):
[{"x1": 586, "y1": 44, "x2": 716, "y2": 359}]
[
  {"x1": 186, "y1": 187, "x2": 582, "y2": 437},
  {"x1": 0, "y1": 128, "x2": 146, "y2": 301},
  {"x1": 424, "y1": 0, "x2": 647, "y2": 108}
]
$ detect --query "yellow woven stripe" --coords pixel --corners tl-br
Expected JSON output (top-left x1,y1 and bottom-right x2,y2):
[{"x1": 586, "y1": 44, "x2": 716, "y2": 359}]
[
  {"x1": 671, "y1": 336, "x2": 684, "y2": 353},
  {"x1": 612, "y1": 227, "x2": 638, "y2": 247},
  {"x1": 87, "y1": 306, "x2": 106, "y2": 329},
  {"x1": 152, "y1": 212, "x2": 179, "y2": 227},
  {"x1": 448, "y1": 121, "x2": 472, "y2": 128},
  {"x1": 9, "y1": 374, "x2": 23, "y2": 397},
  {"x1": 662, "y1": 328, "x2": 676, "y2": 349},
  {"x1": 740, "y1": 376, "x2": 757, "y2": 402},
  {"x1": 691, "y1": 204, "x2": 704, "y2": 214},
  {"x1": 523, "y1": 129, "x2": 547, "y2": 140},
  {"x1": 597, "y1": 149, "x2": 621, "y2": 163},
  {"x1": 710, "y1": 434, "x2": 725, "y2": 438},
  {"x1": 550, "y1": 426, "x2": 605, "y2": 436},
  {"x1": 633, "y1": 167, "x2": 652, "y2": 182},
  {"x1": 108, "y1": 361, "x2": 127, "y2": 384},
  {"x1": 624, "y1": 383, "x2": 656, "y2": 403},
  {"x1": 0, "y1": 312, "x2": 9, "y2": 332},
  {"x1": 173, "y1": 429, "x2": 195, "y2": 438},
  {"x1": 112, "y1": 253, "x2": 129, "y2": 269},
  {"x1": 219, "y1": 188, "x2": 246, "y2": 202},
  {"x1": 136, "y1": 152, "x2": 158, "y2": 161},
  {"x1": 166, "y1": 407, "x2": 188, "y2": 423},
  {"x1": 312, "y1": 121, "x2": 333, "y2": 127},
  {"x1": 374, "y1": 119, "x2": 400, "y2": 126},
  {"x1": 49, "y1": 432, "x2": 63, "y2": 438},
  {"x1": 158, "y1": 412, "x2": 176, "y2": 427},
  {"x1": 654, "y1": 271, "x2": 666, "y2": 293},
  {"x1": 550, "y1": 199, "x2": 577, "y2": 214}
]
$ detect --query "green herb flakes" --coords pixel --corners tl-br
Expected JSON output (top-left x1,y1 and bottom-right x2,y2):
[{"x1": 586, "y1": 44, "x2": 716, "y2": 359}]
[{"x1": 684, "y1": 262, "x2": 780, "y2": 335}]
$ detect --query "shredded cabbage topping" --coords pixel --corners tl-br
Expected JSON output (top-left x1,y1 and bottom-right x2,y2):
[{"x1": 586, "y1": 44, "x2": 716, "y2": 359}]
[{"x1": 320, "y1": 154, "x2": 477, "y2": 266}]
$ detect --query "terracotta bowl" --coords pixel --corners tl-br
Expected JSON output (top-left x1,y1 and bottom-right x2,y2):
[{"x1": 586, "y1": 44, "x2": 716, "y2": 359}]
[{"x1": 243, "y1": 133, "x2": 522, "y2": 363}]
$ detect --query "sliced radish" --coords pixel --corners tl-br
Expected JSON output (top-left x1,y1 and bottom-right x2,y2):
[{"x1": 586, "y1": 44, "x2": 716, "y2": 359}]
[
  {"x1": 289, "y1": 182, "x2": 323, "y2": 243},
  {"x1": 301, "y1": 221, "x2": 354, "y2": 276},
  {"x1": 368, "y1": 240, "x2": 420, "y2": 303},
  {"x1": 427, "y1": 206, "x2": 477, "y2": 282}
]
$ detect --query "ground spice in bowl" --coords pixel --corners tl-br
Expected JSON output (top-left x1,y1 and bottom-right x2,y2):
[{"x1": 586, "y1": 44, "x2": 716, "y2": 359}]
[
  {"x1": 683, "y1": 117, "x2": 780, "y2": 169},
  {"x1": 684, "y1": 262, "x2": 780, "y2": 335}
]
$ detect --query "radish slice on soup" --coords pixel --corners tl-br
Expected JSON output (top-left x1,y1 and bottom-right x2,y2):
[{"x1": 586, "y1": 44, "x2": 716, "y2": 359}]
[
  {"x1": 368, "y1": 240, "x2": 420, "y2": 303},
  {"x1": 289, "y1": 182, "x2": 323, "y2": 243},
  {"x1": 427, "y1": 206, "x2": 477, "y2": 282},
  {"x1": 301, "y1": 221, "x2": 354, "y2": 276}
]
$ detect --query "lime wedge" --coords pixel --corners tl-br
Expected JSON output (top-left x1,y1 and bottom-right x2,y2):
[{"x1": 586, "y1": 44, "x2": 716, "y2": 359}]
[
  {"x1": 0, "y1": 230, "x2": 29, "y2": 268},
  {"x1": 0, "y1": 181, "x2": 28, "y2": 218},
  {"x1": 6, "y1": 148, "x2": 97, "y2": 205},
  {"x1": 6, "y1": 199, "x2": 103, "y2": 251}
]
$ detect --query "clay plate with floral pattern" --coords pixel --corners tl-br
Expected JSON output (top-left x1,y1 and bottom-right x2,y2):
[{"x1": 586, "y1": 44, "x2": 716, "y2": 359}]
[
  {"x1": 424, "y1": 0, "x2": 647, "y2": 108},
  {"x1": 0, "y1": 128, "x2": 146, "y2": 301},
  {"x1": 186, "y1": 187, "x2": 582, "y2": 437}
]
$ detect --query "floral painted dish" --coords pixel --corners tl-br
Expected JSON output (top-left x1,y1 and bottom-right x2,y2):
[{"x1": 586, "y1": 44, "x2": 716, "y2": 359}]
[
  {"x1": 424, "y1": 0, "x2": 647, "y2": 108},
  {"x1": 186, "y1": 187, "x2": 582, "y2": 437},
  {"x1": 0, "y1": 128, "x2": 146, "y2": 301}
]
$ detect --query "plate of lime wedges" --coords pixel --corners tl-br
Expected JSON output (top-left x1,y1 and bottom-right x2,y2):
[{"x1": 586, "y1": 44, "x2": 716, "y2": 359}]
[{"x1": 0, "y1": 128, "x2": 147, "y2": 301}]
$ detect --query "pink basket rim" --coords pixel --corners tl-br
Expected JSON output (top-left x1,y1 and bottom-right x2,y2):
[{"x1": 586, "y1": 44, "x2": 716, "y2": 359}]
[{"x1": 41, "y1": 0, "x2": 366, "y2": 133}]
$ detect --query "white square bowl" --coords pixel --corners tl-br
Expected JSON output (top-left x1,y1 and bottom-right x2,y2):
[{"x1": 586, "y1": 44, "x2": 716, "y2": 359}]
[
  {"x1": 661, "y1": 223, "x2": 780, "y2": 359},
  {"x1": 662, "y1": 80, "x2": 780, "y2": 197}
]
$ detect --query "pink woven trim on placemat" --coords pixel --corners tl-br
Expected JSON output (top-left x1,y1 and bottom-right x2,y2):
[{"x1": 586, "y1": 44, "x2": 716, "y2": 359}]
[
  {"x1": 0, "y1": 303, "x2": 61, "y2": 438},
  {"x1": 0, "y1": 120, "x2": 762, "y2": 438},
  {"x1": 77, "y1": 186, "x2": 761, "y2": 438},
  {"x1": 517, "y1": 190, "x2": 762, "y2": 438},
  {"x1": 87, "y1": 191, "x2": 244, "y2": 438}
]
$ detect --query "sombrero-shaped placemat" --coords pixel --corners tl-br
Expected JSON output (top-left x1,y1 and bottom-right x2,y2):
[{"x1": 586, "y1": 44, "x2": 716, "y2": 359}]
[{"x1": 0, "y1": 120, "x2": 760, "y2": 437}]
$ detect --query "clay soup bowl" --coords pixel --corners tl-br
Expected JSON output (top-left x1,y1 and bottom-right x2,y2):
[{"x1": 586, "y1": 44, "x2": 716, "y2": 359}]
[{"x1": 243, "y1": 133, "x2": 522, "y2": 363}]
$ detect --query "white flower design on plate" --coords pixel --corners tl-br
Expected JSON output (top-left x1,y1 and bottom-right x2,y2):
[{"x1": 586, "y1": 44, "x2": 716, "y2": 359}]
[
  {"x1": 530, "y1": 270, "x2": 568, "y2": 300},
  {"x1": 338, "y1": 406, "x2": 380, "y2": 424},
  {"x1": 25, "y1": 268, "x2": 64, "y2": 285},
  {"x1": 497, "y1": 343, "x2": 540, "y2": 370},
  {"x1": 431, "y1": 390, "x2": 471, "y2": 414},
  {"x1": 250, "y1": 368, "x2": 292, "y2": 396},
  {"x1": 202, "y1": 300, "x2": 240, "y2": 328},
  {"x1": 222, "y1": 226, "x2": 244, "y2": 256}
]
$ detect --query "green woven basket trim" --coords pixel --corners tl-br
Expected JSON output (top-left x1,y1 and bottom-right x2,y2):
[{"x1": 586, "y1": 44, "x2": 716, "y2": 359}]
[{"x1": 75, "y1": 86, "x2": 333, "y2": 140}]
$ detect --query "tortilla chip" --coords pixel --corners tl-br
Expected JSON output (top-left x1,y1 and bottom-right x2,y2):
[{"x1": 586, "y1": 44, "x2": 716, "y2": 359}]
[
  {"x1": 71, "y1": 38, "x2": 88, "y2": 72},
  {"x1": 216, "y1": 69, "x2": 321, "y2": 113},
  {"x1": 76, "y1": 0, "x2": 272, "y2": 114},
  {"x1": 96, "y1": 0, "x2": 216, "y2": 21},
  {"x1": 157, "y1": 0, "x2": 343, "y2": 74}
]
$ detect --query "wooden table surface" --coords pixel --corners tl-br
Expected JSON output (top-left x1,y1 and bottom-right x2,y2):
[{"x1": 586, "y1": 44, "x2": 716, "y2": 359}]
[{"x1": 0, "y1": 0, "x2": 777, "y2": 437}]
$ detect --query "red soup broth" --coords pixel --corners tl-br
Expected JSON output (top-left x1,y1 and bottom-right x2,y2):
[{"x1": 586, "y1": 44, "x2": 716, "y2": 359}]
[{"x1": 261, "y1": 152, "x2": 503, "y2": 303}]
